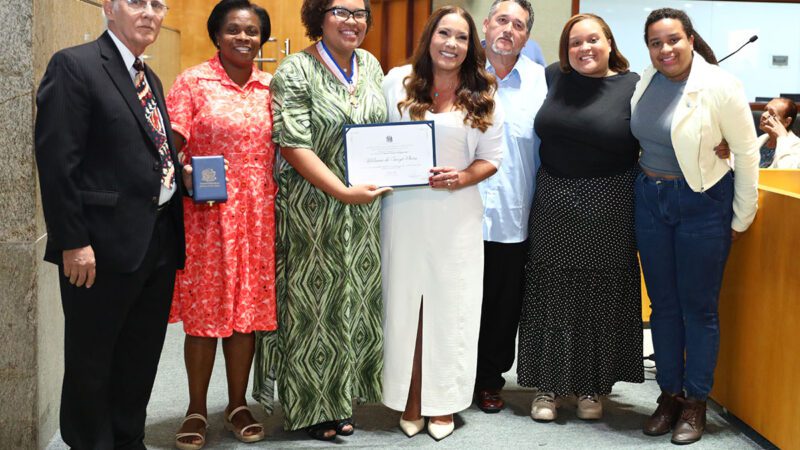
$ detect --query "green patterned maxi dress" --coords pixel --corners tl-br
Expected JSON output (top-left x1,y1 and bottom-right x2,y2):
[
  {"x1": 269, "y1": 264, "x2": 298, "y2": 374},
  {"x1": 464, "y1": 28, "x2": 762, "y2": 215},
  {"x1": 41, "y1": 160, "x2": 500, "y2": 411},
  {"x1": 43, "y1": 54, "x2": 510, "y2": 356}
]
[{"x1": 253, "y1": 49, "x2": 387, "y2": 431}]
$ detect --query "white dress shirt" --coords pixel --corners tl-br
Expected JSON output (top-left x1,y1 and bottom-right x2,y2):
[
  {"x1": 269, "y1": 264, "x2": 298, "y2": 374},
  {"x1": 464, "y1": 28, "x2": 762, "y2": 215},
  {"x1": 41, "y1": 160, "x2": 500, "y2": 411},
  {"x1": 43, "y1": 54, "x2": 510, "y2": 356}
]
[{"x1": 108, "y1": 30, "x2": 175, "y2": 205}]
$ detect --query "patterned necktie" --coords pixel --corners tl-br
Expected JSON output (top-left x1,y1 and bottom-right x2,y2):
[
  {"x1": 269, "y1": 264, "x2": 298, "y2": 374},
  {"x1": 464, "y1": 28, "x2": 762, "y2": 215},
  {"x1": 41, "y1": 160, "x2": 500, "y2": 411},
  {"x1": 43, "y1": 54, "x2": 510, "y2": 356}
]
[{"x1": 134, "y1": 58, "x2": 174, "y2": 189}]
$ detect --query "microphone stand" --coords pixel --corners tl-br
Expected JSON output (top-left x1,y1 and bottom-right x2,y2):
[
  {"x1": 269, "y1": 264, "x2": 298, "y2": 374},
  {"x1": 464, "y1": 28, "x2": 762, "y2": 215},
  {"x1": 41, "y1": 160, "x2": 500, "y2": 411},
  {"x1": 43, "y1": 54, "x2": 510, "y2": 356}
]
[{"x1": 718, "y1": 35, "x2": 758, "y2": 63}]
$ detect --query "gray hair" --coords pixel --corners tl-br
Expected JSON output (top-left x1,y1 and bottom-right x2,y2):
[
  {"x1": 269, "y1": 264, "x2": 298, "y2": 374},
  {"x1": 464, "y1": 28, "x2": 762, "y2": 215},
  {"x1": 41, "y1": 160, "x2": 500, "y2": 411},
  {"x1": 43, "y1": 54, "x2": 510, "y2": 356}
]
[
  {"x1": 102, "y1": 0, "x2": 119, "y2": 28},
  {"x1": 487, "y1": 0, "x2": 534, "y2": 33}
]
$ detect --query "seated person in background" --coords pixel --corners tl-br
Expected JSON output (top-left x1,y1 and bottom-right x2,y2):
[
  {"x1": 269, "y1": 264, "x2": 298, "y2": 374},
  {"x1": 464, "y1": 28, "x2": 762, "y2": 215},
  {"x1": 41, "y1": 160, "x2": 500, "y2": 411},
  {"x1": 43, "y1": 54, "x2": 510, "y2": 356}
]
[{"x1": 758, "y1": 97, "x2": 800, "y2": 168}]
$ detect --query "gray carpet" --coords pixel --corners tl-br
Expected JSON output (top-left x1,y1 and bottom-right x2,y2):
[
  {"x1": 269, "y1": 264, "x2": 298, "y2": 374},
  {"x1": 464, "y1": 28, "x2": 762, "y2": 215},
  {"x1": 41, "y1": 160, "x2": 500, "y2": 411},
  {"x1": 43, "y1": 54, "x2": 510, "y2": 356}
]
[{"x1": 47, "y1": 325, "x2": 766, "y2": 449}]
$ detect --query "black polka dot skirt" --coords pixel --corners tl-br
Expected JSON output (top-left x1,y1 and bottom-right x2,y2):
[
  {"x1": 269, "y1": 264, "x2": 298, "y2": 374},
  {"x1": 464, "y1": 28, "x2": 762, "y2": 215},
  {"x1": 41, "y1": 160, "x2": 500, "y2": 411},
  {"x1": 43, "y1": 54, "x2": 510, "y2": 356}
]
[{"x1": 517, "y1": 166, "x2": 644, "y2": 396}]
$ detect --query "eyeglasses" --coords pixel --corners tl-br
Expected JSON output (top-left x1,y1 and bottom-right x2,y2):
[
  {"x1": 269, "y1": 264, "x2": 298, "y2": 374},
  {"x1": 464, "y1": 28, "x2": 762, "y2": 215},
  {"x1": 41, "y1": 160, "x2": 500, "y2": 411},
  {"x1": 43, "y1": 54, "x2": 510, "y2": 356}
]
[
  {"x1": 124, "y1": 0, "x2": 169, "y2": 15},
  {"x1": 325, "y1": 7, "x2": 369, "y2": 23}
]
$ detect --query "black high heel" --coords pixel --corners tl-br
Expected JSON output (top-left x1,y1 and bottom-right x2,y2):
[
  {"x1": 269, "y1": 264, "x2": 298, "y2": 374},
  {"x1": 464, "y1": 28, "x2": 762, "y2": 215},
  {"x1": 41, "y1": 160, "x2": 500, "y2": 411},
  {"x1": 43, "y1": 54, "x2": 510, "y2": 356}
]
[
  {"x1": 305, "y1": 420, "x2": 337, "y2": 441},
  {"x1": 335, "y1": 417, "x2": 355, "y2": 436}
]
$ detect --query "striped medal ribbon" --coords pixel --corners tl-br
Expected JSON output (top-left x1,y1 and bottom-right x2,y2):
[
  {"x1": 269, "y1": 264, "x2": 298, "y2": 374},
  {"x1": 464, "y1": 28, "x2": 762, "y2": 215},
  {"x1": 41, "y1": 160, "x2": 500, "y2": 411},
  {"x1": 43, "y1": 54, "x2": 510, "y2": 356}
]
[{"x1": 317, "y1": 40, "x2": 359, "y2": 108}]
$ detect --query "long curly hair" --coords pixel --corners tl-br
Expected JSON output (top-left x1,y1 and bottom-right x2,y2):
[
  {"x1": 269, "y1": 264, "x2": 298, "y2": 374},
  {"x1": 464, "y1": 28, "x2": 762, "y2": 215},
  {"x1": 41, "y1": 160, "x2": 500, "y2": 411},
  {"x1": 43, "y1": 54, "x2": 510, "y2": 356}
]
[{"x1": 398, "y1": 6, "x2": 496, "y2": 132}]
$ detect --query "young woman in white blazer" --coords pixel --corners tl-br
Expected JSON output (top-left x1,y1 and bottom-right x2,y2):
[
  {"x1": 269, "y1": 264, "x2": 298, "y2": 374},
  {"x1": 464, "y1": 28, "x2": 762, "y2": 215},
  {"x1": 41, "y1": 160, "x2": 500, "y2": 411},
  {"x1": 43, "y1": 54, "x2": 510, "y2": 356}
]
[{"x1": 629, "y1": 8, "x2": 759, "y2": 445}]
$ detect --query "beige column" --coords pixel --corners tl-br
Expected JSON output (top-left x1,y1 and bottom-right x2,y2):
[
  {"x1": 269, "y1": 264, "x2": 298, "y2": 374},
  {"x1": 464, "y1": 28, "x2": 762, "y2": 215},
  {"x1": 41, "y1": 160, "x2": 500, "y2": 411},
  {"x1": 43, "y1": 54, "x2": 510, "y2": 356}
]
[{"x1": 0, "y1": 0, "x2": 63, "y2": 447}]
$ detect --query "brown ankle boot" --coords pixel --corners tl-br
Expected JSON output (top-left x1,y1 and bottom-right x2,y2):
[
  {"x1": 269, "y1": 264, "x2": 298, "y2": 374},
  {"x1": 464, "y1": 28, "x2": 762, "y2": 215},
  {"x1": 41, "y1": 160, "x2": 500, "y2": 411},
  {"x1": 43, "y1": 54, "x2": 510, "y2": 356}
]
[
  {"x1": 671, "y1": 397, "x2": 707, "y2": 445},
  {"x1": 643, "y1": 391, "x2": 684, "y2": 436}
]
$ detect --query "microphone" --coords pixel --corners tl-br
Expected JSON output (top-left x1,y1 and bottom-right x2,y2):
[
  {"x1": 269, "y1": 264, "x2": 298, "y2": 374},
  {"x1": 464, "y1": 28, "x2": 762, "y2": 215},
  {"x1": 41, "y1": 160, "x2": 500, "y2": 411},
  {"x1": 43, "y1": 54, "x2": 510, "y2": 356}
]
[{"x1": 718, "y1": 35, "x2": 758, "y2": 63}]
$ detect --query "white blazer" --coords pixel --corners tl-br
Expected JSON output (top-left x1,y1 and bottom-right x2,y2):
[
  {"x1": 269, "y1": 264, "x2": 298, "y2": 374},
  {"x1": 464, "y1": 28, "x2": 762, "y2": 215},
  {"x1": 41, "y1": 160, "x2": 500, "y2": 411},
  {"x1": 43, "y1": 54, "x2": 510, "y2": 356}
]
[
  {"x1": 758, "y1": 132, "x2": 800, "y2": 169},
  {"x1": 631, "y1": 53, "x2": 759, "y2": 232}
]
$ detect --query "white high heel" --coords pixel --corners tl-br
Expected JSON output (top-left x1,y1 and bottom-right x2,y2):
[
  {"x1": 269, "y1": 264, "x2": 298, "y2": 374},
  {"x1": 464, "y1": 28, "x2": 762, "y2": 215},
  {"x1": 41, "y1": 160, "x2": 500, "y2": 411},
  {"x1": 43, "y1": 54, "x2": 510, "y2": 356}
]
[
  {"x1": 399, "y1": 417, "x2": 425, "y2": 437},
  {"x1": 427, "y1": 418, "x2": 454, "y2": 441}
]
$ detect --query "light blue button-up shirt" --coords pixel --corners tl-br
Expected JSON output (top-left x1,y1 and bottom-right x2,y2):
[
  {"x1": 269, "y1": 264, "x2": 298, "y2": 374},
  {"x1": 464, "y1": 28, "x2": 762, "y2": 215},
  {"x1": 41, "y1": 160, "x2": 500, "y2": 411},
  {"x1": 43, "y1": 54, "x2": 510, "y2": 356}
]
[{"x1": 479, "y1": 54, "x2": 547, "y2": 243}]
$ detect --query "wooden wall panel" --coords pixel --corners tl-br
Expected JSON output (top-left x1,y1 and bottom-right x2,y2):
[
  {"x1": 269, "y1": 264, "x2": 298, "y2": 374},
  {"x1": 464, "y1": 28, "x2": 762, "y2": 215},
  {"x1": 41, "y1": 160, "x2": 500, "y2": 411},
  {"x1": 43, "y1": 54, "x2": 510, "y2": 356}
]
[
  {"x1": 172, "y1": 0, "x2": 430, "y2": 76},
  {"x1": 162, "y1": 0, "x2": 183, "y2": 30},
  {"x1": 32, "y1": 1, "x2": 431, "y2": 95},
  {"x1": 250, "y1": 0, "x2": 314, "y2": 74},
  {"x1": 176, "y1": 0, "x2": 216, "y2": 71},
  {"x1": 173, "y1": 0, "x2": 313, "y2": 75},
  {"x1": 387, "y1": 0, "x2": 409, "y2": 68},
  {"x1": 361, "y1": 1, "x2": 384, "y2": 64},
  {"x1": 363, "y1": 0, "x2": 431, "y2": 73},
  {"x1": 147, "y1": 28, "x2": 181, "y2": 92},
  {"x1": 412, "y1": 0, "x2": 429, "y2": 47}
]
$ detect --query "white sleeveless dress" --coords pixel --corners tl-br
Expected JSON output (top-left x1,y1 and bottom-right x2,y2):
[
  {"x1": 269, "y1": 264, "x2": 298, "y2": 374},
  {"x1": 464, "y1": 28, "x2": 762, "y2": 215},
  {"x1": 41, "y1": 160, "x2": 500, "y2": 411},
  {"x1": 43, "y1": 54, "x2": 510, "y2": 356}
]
[{"x1": 380, "y1": 65, "x2": 504, "y2": 415}]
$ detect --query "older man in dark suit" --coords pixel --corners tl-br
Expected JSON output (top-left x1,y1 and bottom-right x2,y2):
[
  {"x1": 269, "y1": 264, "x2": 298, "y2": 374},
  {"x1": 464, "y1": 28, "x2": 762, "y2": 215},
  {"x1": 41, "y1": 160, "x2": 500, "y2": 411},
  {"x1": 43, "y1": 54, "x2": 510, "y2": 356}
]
[{"x1": 34, "y1": 0, "x2": 184, "y2": 448}]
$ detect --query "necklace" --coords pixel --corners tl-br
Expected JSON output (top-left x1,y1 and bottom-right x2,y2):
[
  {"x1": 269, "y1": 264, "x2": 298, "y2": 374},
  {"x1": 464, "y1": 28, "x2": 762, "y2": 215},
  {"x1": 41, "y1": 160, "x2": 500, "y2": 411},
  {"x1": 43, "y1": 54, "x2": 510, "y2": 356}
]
[
  {"x1": 317, "y1": 40, "x2": 359, "y2": 108},
  {"x1": 430, "y1": 82, "x2": 457, "y2": 112},
  {"x1": 432, "y1": 81, "x2": 457, "y2": 98}
]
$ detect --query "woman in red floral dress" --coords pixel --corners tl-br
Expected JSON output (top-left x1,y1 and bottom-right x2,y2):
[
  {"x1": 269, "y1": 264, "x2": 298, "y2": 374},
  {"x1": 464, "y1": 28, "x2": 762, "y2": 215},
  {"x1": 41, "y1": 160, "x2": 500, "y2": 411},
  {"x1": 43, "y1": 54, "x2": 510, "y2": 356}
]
[{"x1": 166, "y1": 1, "x2": 276, "y2": 448}]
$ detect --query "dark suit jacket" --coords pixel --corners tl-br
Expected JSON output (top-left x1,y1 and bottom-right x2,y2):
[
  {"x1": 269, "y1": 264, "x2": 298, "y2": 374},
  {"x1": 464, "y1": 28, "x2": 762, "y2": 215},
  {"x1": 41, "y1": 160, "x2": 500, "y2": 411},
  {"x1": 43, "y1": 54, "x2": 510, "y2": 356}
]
[{"x1": 35, "y1": 32, "x2": 186, "y2": 273}]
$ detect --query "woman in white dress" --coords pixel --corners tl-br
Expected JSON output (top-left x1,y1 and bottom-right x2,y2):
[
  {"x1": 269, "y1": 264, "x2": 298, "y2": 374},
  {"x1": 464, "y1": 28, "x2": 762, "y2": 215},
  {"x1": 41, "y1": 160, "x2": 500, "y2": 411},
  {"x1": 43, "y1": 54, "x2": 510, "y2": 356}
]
[{"x1": 381, "y1": 5, "x2": 504, "y2": 441}]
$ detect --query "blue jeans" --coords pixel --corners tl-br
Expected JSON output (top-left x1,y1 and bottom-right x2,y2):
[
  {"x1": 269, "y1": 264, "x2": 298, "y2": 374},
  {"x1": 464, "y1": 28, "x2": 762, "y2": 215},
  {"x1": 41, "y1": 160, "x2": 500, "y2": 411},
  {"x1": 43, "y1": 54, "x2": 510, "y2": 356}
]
[{"x1": 634, "y1": 171, "x2": 734, "y2": 399}]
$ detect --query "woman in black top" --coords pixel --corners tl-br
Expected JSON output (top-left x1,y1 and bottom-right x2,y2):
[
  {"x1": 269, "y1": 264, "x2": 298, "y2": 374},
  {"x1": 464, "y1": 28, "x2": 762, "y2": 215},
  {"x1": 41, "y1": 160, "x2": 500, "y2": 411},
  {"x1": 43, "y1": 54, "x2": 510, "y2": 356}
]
[{"x1": 517, "y1": 13, "x2": 644, "y2": 422}]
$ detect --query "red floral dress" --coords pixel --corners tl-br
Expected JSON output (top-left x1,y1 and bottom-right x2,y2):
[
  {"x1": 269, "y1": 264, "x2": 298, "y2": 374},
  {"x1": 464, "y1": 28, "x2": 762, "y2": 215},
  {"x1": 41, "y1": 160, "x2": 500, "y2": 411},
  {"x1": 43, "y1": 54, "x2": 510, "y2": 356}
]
[{"x1": 167, "y1": 54, "x2": 277, "y2": 337}]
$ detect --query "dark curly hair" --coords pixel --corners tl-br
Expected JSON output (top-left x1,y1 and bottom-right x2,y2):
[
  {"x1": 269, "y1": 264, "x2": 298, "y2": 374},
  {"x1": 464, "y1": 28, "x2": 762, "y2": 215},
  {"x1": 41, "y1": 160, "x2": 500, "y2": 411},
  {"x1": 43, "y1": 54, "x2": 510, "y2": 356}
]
[
  {"x1": 207, "y1": 0, "x2": 271, "y2": 48},
  {"x1": 398, "y1": 6, "x2": 496, "y2": 132},
  {"x1": 644, "y1": 8, "x2": 717, "y2": 65},
  {"x1": 301, "y1": 0, "x2": 373, "y2": 41}
]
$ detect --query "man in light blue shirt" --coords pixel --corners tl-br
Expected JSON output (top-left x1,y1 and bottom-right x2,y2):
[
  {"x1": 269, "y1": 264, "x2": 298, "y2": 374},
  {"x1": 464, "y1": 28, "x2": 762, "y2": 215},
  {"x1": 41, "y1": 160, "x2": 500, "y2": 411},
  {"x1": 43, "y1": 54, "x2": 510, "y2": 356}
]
[{"x1": 474, "y1": 0, "x2": 547, "y2": 413}]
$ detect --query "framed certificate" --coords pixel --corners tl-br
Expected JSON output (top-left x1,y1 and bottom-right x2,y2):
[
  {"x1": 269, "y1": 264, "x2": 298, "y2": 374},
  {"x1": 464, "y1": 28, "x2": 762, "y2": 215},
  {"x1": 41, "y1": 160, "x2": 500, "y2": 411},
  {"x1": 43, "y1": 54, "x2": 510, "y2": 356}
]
[{"x1": 343, "y1": 121, "x2": 436, "y2": 188}]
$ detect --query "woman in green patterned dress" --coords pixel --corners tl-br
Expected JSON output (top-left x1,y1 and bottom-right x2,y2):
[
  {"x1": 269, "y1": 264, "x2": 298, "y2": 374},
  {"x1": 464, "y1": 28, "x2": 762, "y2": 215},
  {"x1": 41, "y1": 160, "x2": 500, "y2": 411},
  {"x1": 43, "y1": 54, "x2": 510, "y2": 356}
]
[{"x1": 253, "y1": 0, "x2": 389, "y2": 441}]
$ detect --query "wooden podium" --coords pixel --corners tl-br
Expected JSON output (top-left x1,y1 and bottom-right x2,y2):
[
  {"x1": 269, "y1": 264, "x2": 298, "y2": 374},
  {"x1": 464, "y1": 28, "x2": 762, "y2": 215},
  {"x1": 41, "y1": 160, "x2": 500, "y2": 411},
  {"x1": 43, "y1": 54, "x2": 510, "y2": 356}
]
[{"x1": 710, "y1": 169, "x2": 800, "y2": 449}]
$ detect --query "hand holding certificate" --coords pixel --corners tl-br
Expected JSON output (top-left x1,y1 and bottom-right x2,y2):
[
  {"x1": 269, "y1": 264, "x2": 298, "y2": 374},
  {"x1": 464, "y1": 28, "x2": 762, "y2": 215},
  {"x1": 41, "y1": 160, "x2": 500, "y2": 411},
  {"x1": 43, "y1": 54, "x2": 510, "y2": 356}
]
[{"x1": 343, "y1": 121, "x2": 436, "y2": 188}]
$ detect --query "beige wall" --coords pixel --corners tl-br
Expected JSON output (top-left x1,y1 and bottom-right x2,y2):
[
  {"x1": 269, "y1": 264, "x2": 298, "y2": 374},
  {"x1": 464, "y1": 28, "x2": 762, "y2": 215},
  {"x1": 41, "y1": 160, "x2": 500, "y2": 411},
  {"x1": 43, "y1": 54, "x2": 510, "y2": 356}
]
[
  {"x1": 432, "y1": 0, "x2": 571, "y2": 65},
  {"x1": 530, "y1": 0, "x2": 571, "y2": 64}
]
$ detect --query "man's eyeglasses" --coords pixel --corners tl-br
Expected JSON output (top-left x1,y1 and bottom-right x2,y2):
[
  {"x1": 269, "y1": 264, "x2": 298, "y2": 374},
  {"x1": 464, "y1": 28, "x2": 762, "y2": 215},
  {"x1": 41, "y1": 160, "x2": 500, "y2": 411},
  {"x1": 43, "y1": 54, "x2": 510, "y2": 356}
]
[
  {"x1": 124, "y1": 0, "x2": 169, "y2": 15},
  {"x1": 325, "y1": 7, "x2": 369, "y2": 23}
]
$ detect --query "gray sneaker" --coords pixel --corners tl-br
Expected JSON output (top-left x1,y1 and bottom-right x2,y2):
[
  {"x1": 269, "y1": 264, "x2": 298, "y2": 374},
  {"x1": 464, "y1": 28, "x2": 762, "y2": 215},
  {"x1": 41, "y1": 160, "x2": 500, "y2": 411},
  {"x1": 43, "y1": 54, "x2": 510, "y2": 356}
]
[{"x1": 577, "y1": 394, "x2": 603, "y2": 420}]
